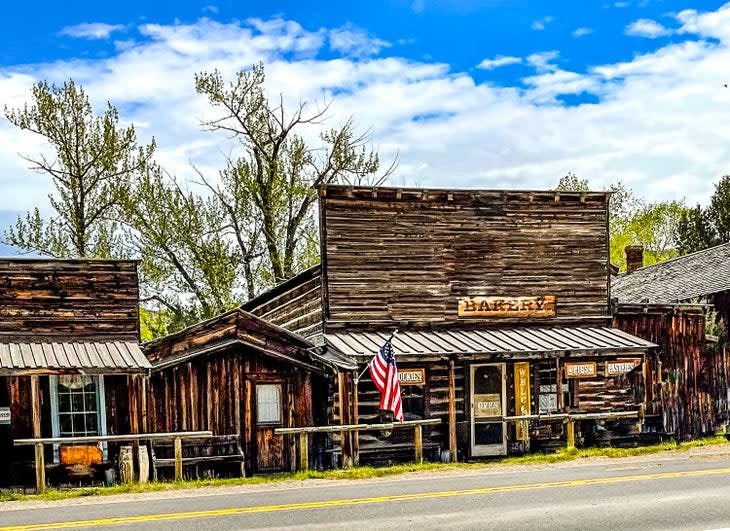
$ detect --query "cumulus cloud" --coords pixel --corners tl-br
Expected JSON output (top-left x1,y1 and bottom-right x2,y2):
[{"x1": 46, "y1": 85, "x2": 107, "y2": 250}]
[
  {"x1": 59, "y1": 22, "x2": 126, "y2": 39},
  {"x1": 625, "y1": 18, "x2": 672, "y2": 38},
  {"x1": 531, "y1": 16, "x2": 554, "y2": 31},
  {"x1": 328, "y1": 25, "x2": 389, "y2": 57},
  {"x1": 4, "y1": 5, "x2": 730, "y2": 219},
  {"x1": 572, "y1": 27, "x2": 593, "y2": 37},
  {"x1": 477, "y1": 55, "x2": 522, "y2": 70}
]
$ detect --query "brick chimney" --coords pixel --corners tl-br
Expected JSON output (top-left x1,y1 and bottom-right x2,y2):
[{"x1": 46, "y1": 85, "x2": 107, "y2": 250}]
[{"x1": 625, "y1": 245, "x2": 644, "y2": 273}]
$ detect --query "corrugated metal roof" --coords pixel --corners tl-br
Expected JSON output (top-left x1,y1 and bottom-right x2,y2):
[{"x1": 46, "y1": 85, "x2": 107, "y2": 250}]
[
  {"x1": 325, "y1": 327, "x2": 656, "y2": 359},
  {"x1": 0, "y1": 341, "x2": 151, "y2": 373}
]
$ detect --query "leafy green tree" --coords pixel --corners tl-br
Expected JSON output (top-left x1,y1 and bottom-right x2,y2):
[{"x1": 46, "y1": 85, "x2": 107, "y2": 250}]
[
  {"x1": 676, "y1": 175, "x2": 730, "y2": 254},
  {"x1": 3, "y1": 80, "x2": 155, "y2": 258},
  {"x1": 194, "y1": 63, "x2": 396, "y2": 285}
]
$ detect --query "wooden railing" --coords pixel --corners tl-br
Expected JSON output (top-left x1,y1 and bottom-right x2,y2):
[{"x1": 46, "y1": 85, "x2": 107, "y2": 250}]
[
  {"x1": 14, "y1": 431, "x2": 213, "y2": 493},
  {"x1": 275, "y1": 419, "x2": 442, "y2": 470}
]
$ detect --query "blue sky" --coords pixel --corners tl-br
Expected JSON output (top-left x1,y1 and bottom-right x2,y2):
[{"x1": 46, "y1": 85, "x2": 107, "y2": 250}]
[{"x1": 1, "y1": 0, "x2": 730, "y2": 255}]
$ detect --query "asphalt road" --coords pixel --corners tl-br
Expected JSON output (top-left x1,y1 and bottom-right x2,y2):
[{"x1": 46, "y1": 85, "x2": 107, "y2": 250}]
[{"x1": 3, "y1": 450, "x2": 730, "y2": 530}]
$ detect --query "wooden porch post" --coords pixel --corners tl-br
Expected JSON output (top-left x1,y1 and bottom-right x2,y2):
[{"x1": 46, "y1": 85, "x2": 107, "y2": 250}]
[
  {"x1": 30, "y1": 375, "x2": 44, "y2": 493},
  {"x1": 448, "y1": 359, "x2": 457, "y2": 463},
  {"x1": 338, "y1": 373, "x2": 353, "y2": 467},
  {"x1": 352, "y1": 375, "x2": 359, "y2": 466}
]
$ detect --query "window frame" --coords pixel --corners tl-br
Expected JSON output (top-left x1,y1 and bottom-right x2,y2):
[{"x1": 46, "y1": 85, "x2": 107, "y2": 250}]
[
  {"x1": 255, "y1": 383, "x2": 283, "y2": 426},
  {"x1": 49, "y1": 375, "x2": 107, "y2": 462}
]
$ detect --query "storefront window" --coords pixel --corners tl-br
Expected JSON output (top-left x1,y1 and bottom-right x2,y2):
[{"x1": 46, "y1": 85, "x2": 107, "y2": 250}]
[
  {"x1": 537, "y1": 362, "x2": 558, "y2": 414},
  {"x1": 50, "y1": 375, "x2": 106, "y2": 438}
]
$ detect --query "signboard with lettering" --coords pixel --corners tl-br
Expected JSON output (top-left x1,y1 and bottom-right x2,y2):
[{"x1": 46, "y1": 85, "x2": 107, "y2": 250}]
[
  {"x1": 398, "y1": 368, "x2": 425, "y2": 386},
  {"x1": 474, "y1": 393, "x2": 502, "y2": 418},
  {"x1": 564, "y1": 361, "x2": 597, "y2": 379},
  {"x1": 606, "y1": 358, "x2": 642, "y2": 377},
  {"x1": 514, "y1": 362, "x2": 531, "y2": 440},
  {"x1": 458, "y1": 295, "x2": 556, "y2": 318},
  {"x1": 0, "y1": 407, "x2": 10, "y2": 425}
]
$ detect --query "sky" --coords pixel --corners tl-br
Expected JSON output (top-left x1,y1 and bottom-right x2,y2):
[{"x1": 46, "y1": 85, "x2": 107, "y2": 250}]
[{"x1": 1, "y1": 0, "x2": 730, "y2": 255}]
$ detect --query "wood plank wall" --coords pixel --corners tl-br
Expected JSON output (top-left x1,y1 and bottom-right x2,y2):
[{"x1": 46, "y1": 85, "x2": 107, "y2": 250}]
[
  {"x1": 319, "y1": 187, "x2": 611, "y2": 331},
  {"x1": 243, "y1": 266, "x2": 323, "y2": 341},
  {"x1": 614, "y1": 304, "x2": 730, "y2": 439},
  {"x1": 0, "y1": 260, "x2": 139, "y2": 339}
]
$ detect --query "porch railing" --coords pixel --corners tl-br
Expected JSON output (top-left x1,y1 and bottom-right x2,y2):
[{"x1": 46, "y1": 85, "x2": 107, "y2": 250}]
[
  {"x1": 275, "y1": 418, "x2": 442, "y2": 470},
  {"x1": 14, "y1": 431, "x2": 213, "y2": 493}
]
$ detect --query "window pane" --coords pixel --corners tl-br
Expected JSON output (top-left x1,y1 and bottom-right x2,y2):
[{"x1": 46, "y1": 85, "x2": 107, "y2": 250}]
[
  {"x1": 86, "y1": 413, "x2": 98, "y2": 434},
  {"x1": 58, "y1": 393, "x2": 71, "y2": 412},
  {"x1": 256, "y1": 385, "x2": 282, "y2": 424},
  {"x1": 59, "y1": 414, "x2": 73, "y2": 435},
  {"x1": 55, "y1": 375, "x2": 101, "y2": 437},
  {"x1": 72, "y1": 393, "x2": 84, "y2": 412}
]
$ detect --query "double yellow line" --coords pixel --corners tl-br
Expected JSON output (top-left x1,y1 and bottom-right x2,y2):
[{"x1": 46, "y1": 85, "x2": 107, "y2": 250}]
[{"x1": 4, "y1": 466, "x2": 730, "y2": 530}]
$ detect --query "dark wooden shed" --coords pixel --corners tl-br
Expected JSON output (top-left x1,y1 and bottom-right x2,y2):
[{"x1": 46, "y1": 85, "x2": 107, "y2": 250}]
[
  {"x1": 142, "y1": 309, "x2": 353, "y2": 475},
  {"x1": 0, "y1": 259, "x2": 150, "y2": 486},
  {"x1": 245, "y1": 186, "x2": 657, "y2": 462}
]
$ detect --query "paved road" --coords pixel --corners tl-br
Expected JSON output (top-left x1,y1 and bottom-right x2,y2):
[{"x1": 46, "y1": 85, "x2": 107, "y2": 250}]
[{"x1": 3, "y1": 450, "x2": 730, "y2": 530}]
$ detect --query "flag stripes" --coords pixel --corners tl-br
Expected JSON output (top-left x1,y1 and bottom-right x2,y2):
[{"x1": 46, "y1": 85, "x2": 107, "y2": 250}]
[{"x1": 368, "y1": 339, "x2": 404, "y2": 422}]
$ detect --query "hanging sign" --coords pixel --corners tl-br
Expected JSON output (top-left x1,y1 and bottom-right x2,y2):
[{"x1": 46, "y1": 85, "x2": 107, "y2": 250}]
[
  {"x1": 398, "y1": 368, "x2": 425, "y2": 386},
  {"x1": 0, "y1": 407, "x2": 10, "y2": 425},
  {"x1": 514, "y1": 362, "x2": 531, "y2": 441},
  {"x1": 564, "y1": 361, "x2": 597, "y2": 379},
  {"x1": 606, "y1": 358, "x2": 642, "y2": 377},
  {"x1": 474, "y1": 393, "x2": 502, "y2": 418},
  {"x1": 458, "y1": 295, "x2": 556, "y2": 318}
]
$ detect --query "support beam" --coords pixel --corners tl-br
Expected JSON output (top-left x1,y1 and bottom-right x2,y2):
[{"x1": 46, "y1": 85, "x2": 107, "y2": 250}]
[
  {"x1": 299, "y1": 432, "x2": 309, "y2": 471},
  {"x1": 414, "y1": 425, "x2": 423, "y2": 463},
  {"x1": 174, "y1": 437, "x2": 183, "y2": 481},
  {"x1": 30, "y1": 376, "x2": 44, "y2": 493},
  {"x1": 448, "y1": 360, "x2": 457, "y2": 462},
  {"x1": 34, "y1": 442, "x2": 45, "y2": 494}
]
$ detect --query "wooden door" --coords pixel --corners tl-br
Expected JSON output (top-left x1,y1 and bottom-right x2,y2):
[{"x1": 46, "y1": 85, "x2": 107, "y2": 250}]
[
  {"x1": 0, "y1": 377, "x2": 11, "y2": 485},
  {"x1": 253, "y1": 382, "x2": 288, "y2": 473},
  {"x1": 470, "y1": 364, "x2": 507, "y2": 457}
]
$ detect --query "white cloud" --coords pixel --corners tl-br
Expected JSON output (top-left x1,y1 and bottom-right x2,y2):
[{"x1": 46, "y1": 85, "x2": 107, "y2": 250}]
[
  {"x1": 572, "y1": 27, "x2": 593, "y2": 37},
  {"x1": 59, "y1": 22, "x2": 126, "y2": 40},
  {"x1": 4, "y1": 5, "x2": 730, "y2": 220},
  {"x1": 625, "y1": 18, "x2": 671, "y2": 38},
  {"x1": 328, "y1": 25, "x2": 389, "y2": 57},
  {"x1": 531, "y1": 16, "x2": 554, "y2": 31},
  {"x1": 614, "y1": 2, "x2": 630, "y2": 7},
  {"x1": 202, "y1": 5, "x2": 219, "y2": 14},
  {"x1": 477, "y1": 55, "x2": 521, "y2": 70}
]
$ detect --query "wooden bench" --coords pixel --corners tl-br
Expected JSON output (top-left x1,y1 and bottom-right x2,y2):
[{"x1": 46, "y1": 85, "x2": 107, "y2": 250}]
[{"x1": 150, "y1": 435, "x2": 245, "y2": 480}]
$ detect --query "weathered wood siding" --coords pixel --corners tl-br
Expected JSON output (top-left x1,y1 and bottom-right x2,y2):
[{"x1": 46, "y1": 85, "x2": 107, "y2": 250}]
[
  {"x1": 0, "y1": 259, "x2": 139, "y2": 339},
  {"x1": 146, "y1": 345, "x2": 327, "y2": 474},
  {"x1": 243, "y1": 266, "x2": 323, "y2": 341},
  {"x1": 614, "y1": 304, "x2": 730, "y2": 439},
  {"x1": 319, "y1": 187, "x2": 611, "y2": 331}
]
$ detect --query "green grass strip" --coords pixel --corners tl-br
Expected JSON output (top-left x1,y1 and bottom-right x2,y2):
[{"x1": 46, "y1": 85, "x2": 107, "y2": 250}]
[{"x1": 1, "y1": 436, "x2": 728, "y2": 503}]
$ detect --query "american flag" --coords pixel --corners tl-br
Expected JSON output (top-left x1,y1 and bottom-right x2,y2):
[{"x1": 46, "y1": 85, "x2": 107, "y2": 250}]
[{"x1": 368, "y1": 339, "x2": 404, "y2": 422}]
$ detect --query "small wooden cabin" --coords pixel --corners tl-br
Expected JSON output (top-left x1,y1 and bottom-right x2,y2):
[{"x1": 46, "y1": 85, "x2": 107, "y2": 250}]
[
  {"x1": 0, "y1": 259, "x2": 150, "y2": 486},
  {"x1": 142, "y1": 309, "x2": 354, "y2": 475},
  {"x1": 245, "y1": 186, "x2": 657, "y2": 462},
  {"x1": 612, "y1": 244, "x2": 730, "y2": 438}
]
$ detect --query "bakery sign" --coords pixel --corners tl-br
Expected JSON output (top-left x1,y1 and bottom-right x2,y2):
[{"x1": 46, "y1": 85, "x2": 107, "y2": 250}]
[
  {"x1": 458, "y1": 295, "x2": 556, "y2": 318},
  {"x1": 564, "y1": 361, "x2": 597, "y2": 379},
  {"x1": 0, "y1": 407, "x2": 10, "y2": 425},
  {"x1": 398, "y1": 368, "x2": 425, "y2": 386},
  {"x1": 606, "y1": 358, "x2": 642, "y2": 377}
]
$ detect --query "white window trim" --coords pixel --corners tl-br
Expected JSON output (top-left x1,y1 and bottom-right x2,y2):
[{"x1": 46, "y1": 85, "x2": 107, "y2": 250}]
[{"x1": 49, "y1": 375, "x2": 107, "y2": 462}]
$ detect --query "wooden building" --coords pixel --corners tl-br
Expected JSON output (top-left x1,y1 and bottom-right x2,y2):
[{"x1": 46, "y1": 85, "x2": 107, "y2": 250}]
[
  {"x1": 142, "y1": 309, "x2": 354, "y2": 475},
  {"x1": 612, "y1": 244, "x2": 730, "y2": 439},
  {"x1": 245, "y1": 186, "x2": 656, "y2": 461},
  {"x1": 0, "y1": 259, "x2": 150, "y2": 486}
]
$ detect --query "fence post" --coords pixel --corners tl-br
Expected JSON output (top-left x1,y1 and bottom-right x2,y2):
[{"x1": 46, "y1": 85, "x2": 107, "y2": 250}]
[
  {"x1": 566, "y1": 420, "x2": 575, "y2": 450},
  {"x1": 34, "y1": 442, "x2": 45, "y2": 494},
  {"x1": 414, "y1": 425, "x2": 423, "y2": 463},
  {"x1": 174, "y1": 437, "x2": 183, "y2": 481},
  {"x1": 299, "y1": 432, "x2": 309, "y2": 471}
]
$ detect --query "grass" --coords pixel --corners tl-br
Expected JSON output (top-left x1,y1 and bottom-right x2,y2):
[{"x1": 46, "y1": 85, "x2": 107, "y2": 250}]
[{"x1": 2, "y1": 436, "x2": 728, "y2": 504}]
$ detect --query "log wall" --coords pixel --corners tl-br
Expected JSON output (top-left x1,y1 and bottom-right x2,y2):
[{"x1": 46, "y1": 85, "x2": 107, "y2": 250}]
[
  {"x1": 319, "y1": 187, "x2": 611, "y2": 331},
  {"x1": 0, "y1": 259, "x2": 139, "y2": 339}
]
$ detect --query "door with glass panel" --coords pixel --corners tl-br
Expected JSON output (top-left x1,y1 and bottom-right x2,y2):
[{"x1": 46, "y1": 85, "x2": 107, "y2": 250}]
[{"x1": 470, "y1": 363, "x2": 507, "y2": 457}]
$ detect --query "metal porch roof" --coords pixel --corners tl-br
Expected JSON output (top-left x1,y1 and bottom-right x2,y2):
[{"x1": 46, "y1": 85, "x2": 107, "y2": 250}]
[
  {"x1": 324, "y1": 327, "x2": 656, "y2": 359},
  {"x1": 0, "y1": 340, "x2": 151, "y2": 374}
]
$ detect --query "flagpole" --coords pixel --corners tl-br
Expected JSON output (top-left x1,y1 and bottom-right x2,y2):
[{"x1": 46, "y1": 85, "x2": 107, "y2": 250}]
[{"x1": 354, "y1": 329, "x2": 398, "y2": 384}]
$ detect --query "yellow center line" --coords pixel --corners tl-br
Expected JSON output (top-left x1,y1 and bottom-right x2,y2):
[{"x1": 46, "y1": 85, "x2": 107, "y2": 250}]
[{"x1": 4, "y1": 466, "x2": 730, "y2": 531}]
